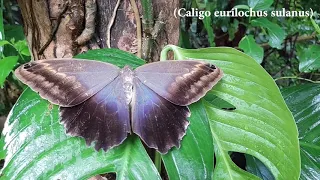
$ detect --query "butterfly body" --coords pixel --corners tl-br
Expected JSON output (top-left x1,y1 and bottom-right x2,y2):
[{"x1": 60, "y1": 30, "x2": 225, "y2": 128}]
[
  {"x1": 119, "y1": 65, "x2": 135, "y2": 105},
  {"x1": 15, "y1": 59, "x2": 223, "y2": 153}
]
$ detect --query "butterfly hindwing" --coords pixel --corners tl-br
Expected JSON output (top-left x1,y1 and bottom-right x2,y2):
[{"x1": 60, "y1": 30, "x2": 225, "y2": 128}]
[
  {"x1": 135, "y1": 60, "x2": 223, "y2": 106},
  {"x1": 60, "y1": 76, "x2": 131, "y2": 151},
  {"x1": 15, "y1": 59, "x2": 120, "y2": 107},
  {"x1": 131, "y1": 78, "x2": 190, "y2": 154}
]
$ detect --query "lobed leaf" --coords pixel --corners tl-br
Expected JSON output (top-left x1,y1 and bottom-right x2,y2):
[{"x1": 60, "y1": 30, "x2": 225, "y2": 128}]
[{"x1": 161, "y1": 45, "x2": 300, "y2": 180}]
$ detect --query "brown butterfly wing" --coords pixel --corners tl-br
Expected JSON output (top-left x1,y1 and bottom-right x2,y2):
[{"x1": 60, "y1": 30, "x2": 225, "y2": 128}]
[
  {"x1": 15, "y1": 59, "x2": 120, "y2": 107},
  {"x1": 60, "y1": 76, "x2": 131, "y2": 151},
  {"x1": 135, "y1": 60, "x2": 223, "y2": 106},
  {"x1": 131, "y1": 78, "x2": 190, "y2": 154}
]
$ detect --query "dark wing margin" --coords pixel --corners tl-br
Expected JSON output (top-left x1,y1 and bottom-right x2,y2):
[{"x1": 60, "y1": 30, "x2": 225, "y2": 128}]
[
  {"x1": 131, "y1": 79, "x2": 190, "y2": 154},
  {"x1": 15, "y1": 59, "x2": 120, "y2": 107},
  {"x1": 135, "y1": 60, "x2": 223, "y2": 106},
  {"x1": 60, "y1": 76, "x2": 131, "y2": 151}
]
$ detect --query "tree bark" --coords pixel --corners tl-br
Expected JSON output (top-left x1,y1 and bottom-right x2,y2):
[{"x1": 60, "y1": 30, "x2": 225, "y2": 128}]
[{"x1": 17, "y1": 0, "x2": 180, "y2": 61}]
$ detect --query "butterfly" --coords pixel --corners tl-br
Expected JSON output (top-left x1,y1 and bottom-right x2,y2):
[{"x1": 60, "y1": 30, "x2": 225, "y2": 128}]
[{"x1": 15, "y1": 59, "x2": 223, "y2": 154}]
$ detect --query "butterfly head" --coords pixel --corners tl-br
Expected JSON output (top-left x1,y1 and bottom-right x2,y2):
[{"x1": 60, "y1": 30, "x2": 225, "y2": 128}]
[{"x1": 23, "y1": 62, "x2": 36, "y2": 70}]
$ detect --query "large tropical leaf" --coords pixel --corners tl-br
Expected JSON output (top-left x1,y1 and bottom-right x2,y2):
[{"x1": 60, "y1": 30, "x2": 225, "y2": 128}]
[
  {"x1": 282, "y1": 84, "x2": 320, "y2": 179},
  {"x1": 160, "y1": 45, "x2": 300, "y2": 180}
]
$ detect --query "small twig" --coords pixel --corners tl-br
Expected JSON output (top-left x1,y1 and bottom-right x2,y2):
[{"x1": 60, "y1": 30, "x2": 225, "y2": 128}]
[
  {"x1": 129, "y1": 0, "x2": 142, "y2": 58},
  {"x1": 106, "y1": 0, "x2": 121, "y2": 48},
  {"x1": 38, "y1": 3, "x2": 68, "y2": 55},
  {"x1": 274, "y1": 76, "x2": 320, "y2": 83}
]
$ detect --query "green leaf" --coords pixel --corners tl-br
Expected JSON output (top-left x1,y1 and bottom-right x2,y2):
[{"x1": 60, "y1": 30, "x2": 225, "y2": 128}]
[
  {"x1": 251, "y1": 18, "x2": 286, "y2": 49},
  {"x1": 75, "y1": 48, "x2": 145, "y2": 69},
  {"x1": 20, "y1": 47, "x2": 31, "y2": 56},
  {"x1": 239, "y1": 35, "x2": 264, "y2": 64},
  {"x1": 296, "y1": 45, "x2": 320, "y2": 73},
  {"x1": 310, "y1": 15, "x2": 320, "y2": 35},
  {"x1": 3, "y1": 25, "x2": 24, "y2": 57},
  {"x1": 162, "y1": 101, "x2": 214, "y2": 179},
  {"x1": 282, "y1": 84, "x2": 320, "y2": 179},
  {"x1": 0, "y1": 56, "x2": 19, "y2": 87},
  {"x1": 161, "y1": 45, "x2": 300, "y2": 180},
  {"x1": 0, "y1": 0, "x2": 4, "y2": 56},
  {"x1": 233, "y1": 5, "x2": 250, "y2": 10},
  {"x1": 0, "y1": 49, "x2": 161, "y2": 179},
  {"x1": 13, "y1": 40, "x2": 28, "y2": 53},
  {"x1": 248, "y1": 0, "x2": 273, "y2": 10},
  {"x1": 203, "y1": 16, "x2": 215, "y2": 47},
  {"x1": 0, "y1": 40, "x2": 10, "y2": 47},
  {"x1": 245, "y1": 155, "x2": 275, "y2": 180},
  {"x1": 0, "y1": 136, "x2": 5, "y2": 159}
]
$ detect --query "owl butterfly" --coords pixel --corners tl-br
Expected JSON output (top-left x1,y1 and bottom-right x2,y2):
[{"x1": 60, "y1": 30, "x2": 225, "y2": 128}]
[{"x1": 15, "y1": 59, "x2": 223, "y2": 154}]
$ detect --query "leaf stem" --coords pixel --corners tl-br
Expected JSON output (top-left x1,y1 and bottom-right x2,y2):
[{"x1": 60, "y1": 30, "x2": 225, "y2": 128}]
[
  {"x1": 154, "y1": 151, "x2": 162, "y2": 174},
  {"x1": 274, "y1": 76, "x2": 320, "y2": 83}
]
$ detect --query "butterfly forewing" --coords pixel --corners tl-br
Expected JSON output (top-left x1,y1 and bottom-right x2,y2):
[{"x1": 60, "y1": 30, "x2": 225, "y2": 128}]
[
  {"x1": 60, "y1": 76, "x2": 131, "y2": 151},
  {"x1": 15, "y1": 59, "x2": 120, "y2": 107},
  {"x1": 135, "y1": 60, "x2": 223, "y2": 106},
  {"x1": 131, "y1": 78, "x2": 190, "y2": 154}
]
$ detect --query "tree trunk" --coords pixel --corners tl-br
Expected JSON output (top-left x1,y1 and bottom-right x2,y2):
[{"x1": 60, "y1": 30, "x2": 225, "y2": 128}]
[{"x1": 17, "y1": 0, "x2": 180, "y2": 61}]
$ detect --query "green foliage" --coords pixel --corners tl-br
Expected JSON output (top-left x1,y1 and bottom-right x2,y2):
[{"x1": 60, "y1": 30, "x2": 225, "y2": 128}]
[
  {"x1": 0, "y1": 38, "x2": 30, "y2": 87},
  {"x1": 248, "y1": 0, "x2": 273, "y2": 10},
  {"x1": 0, "y1": 56, "x2": 18, "y2": 87},
  {"x1": 251, "y1": 18, "x2": 286, "y2": 49},
  {"x1": 2, "y1": 0, "x2": 320, "y2": 179},
  {"x1": 0, "y1": 0, "x2": 4, "y2": 57},
  {"x1": 245, "y1": 155, "x2": 275, "y2": 180},
  {"x1": 296, "y1": 45, "x2": 320, "y2": 73},
  {"x1": 282, "y1": 84, "x2": 320, "y2": 180},
  {"x1": 239, "y1": 35, "x2": 264, "y2": 63}
]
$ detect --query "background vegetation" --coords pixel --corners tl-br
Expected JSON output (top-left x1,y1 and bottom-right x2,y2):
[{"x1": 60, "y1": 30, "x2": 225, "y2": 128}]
[{"x1": 0, "y1": 0, "x2": 319, "y2": 179}]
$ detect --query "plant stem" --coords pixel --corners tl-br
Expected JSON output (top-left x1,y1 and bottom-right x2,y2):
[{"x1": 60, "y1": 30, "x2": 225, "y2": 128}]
[
  {"x1": 154, "y1": 151, "x2": 162, "y2": 174},
  {"x1": 141, "y1": 0, "x2": 154, "y2": 33},
  {"x1": 274, "y1": 76, "x2": 320, "y2": 83}
]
